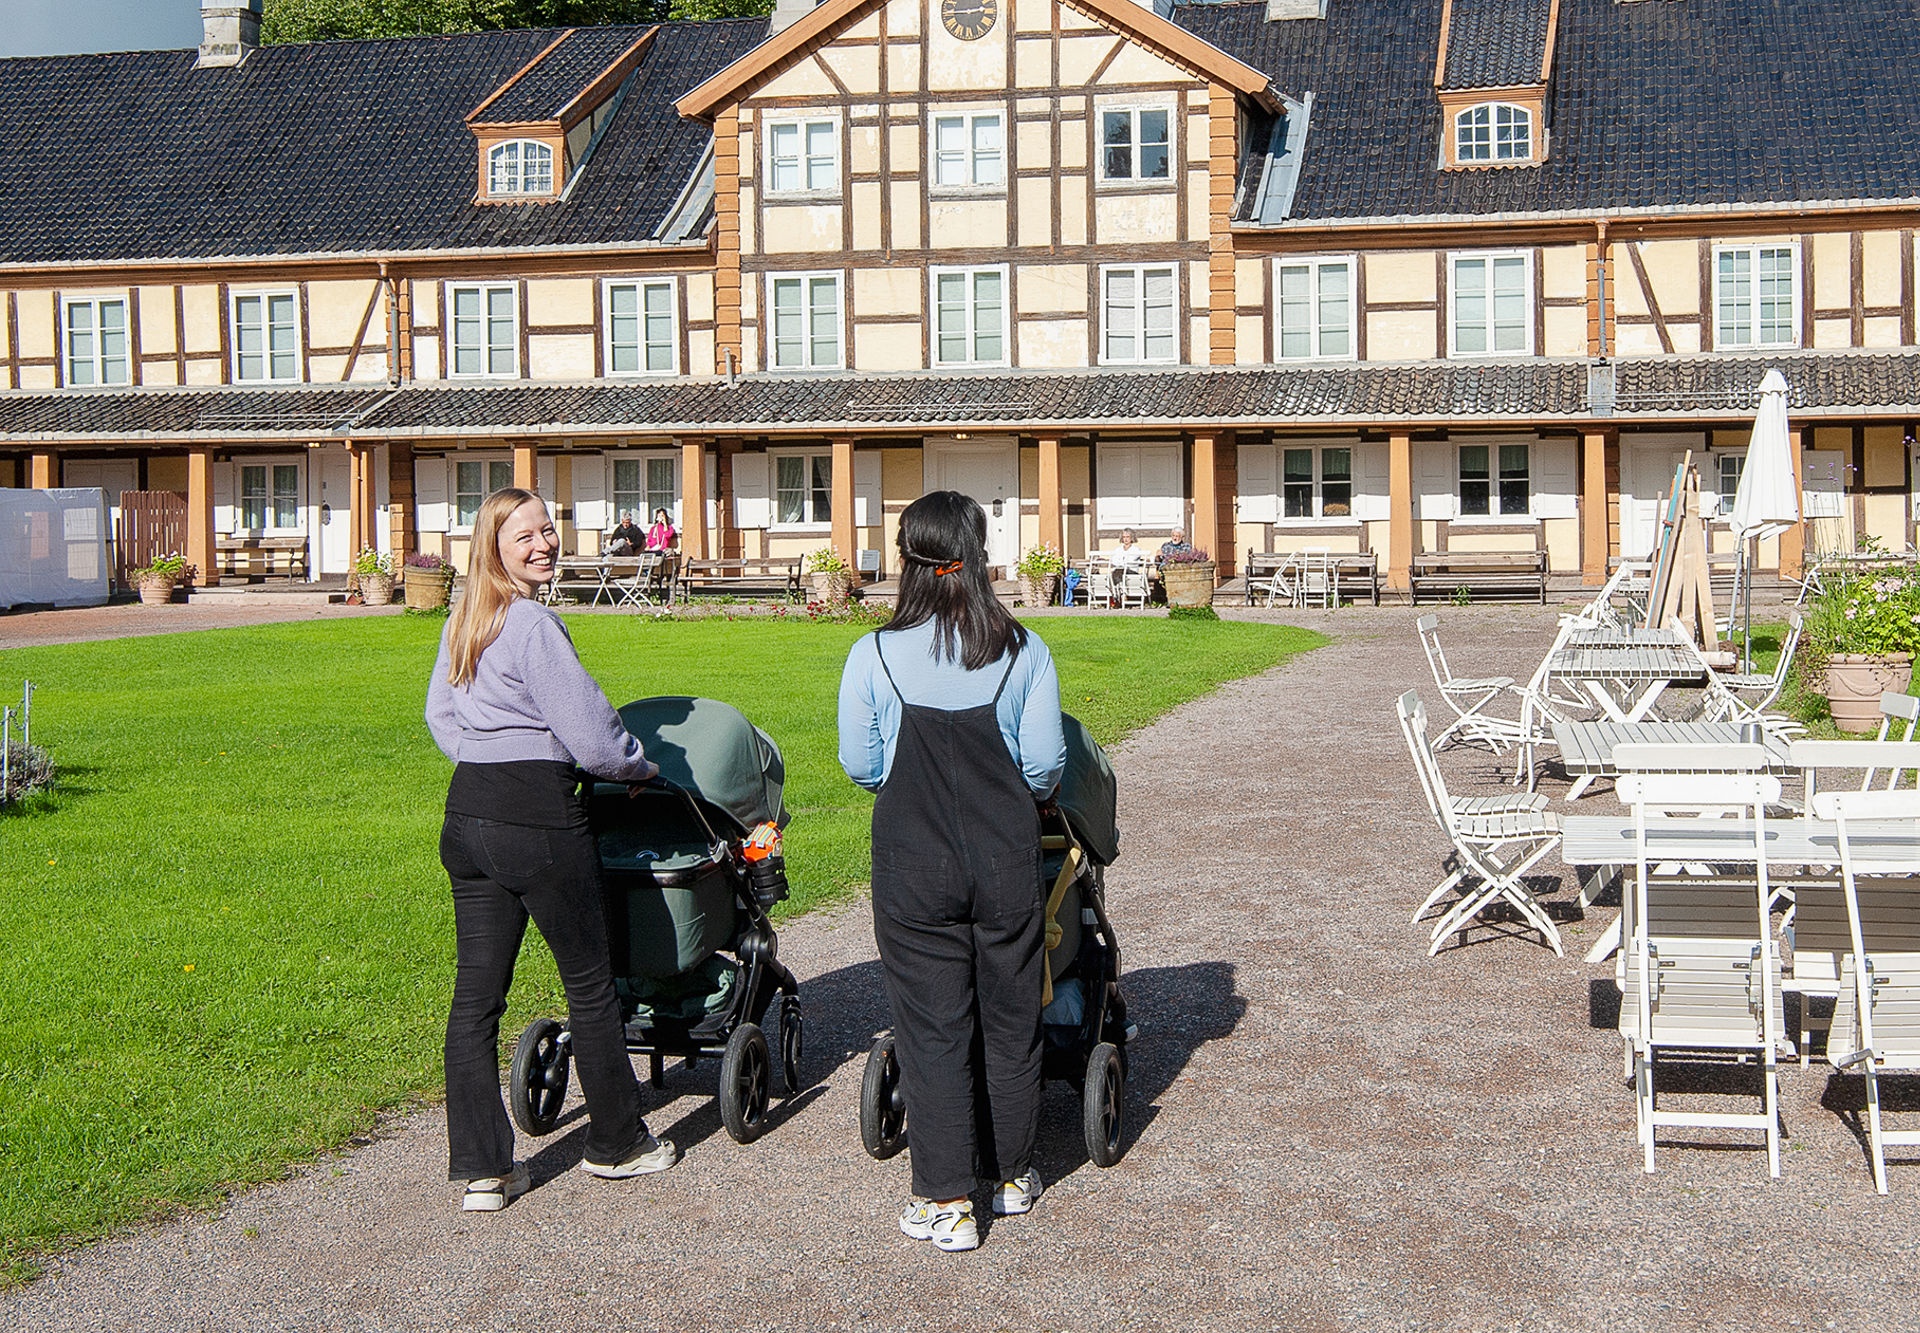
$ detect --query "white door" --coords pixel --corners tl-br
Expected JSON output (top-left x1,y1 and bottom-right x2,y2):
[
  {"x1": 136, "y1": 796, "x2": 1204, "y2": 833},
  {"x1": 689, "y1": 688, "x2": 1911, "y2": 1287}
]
[
  {"x1": 59, "y1": 460, "x2": 138, "y2": 526},
  {"x1": 926, "y1": 440, "x2": 1019, "y2": 574},
  {"x1": 1623, "y1": 446, "x2": 1690, "y2": 560},
  {"x1": 316, "y1": 451, "x2": 352, "y2": 577}
]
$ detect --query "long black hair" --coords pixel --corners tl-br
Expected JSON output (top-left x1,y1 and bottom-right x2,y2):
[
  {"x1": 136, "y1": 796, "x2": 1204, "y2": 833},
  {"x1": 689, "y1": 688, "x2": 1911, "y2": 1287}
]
[{"x1": 880, "y1": 490, "x2": 1026, "y2": 670}]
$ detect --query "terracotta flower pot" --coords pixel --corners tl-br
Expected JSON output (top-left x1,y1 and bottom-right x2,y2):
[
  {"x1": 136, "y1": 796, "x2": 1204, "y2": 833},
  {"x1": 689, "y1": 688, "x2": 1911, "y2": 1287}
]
[
  {"x1": 811, "y1": 570, "x2": 853, "y2": 608},
  {"x1": 360, "y1": 572, "x2": 395, "y2": 607},
  {"x1": 1018, "y1": 574, "x2": 1058, "y2": 608},
  {"x1": 1161, "y1": 561, "x2": 1216, "y2": 608},
  {"x1": 404, "y1": 567, "x2": 451, "y2": 611},
  {"x1": 1825, "y1": 653, "x2": 1916, "y2": 730},
  {"x1": 135, "y1": 573, "x2": 176, "y2": 606}
]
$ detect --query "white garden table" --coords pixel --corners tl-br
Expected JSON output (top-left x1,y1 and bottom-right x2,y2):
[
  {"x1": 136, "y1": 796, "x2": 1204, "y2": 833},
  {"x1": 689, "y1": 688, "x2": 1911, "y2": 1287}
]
[
  {"x1": 1541, "y1": 626, "x2": 1707, "y2": 723},
  {"x1": 1551, "y1": 719, "x2": 1795, "y2": 800}
]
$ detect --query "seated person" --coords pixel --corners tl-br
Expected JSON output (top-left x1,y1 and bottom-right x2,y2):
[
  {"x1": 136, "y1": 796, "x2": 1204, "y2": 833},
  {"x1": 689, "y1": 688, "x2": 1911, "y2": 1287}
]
[
  {"x1": 1157, "y1": 528, "x2": 1194, "y2": 564},
  {"x1": 607, "y1": 510, "x2": 646, "y2": 556},
  {"x1": 644, "y1": 507, "x2": 677, "y2": 552},
  {"x1": 1107, "y1": 529, "x2": 1150, "y2": 569}
]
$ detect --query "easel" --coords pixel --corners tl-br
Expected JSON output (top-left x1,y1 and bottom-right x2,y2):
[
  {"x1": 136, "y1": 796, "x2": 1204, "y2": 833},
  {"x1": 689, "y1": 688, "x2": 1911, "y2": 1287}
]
[{"x1": 1642, "y1": 452, "x2": 1719, "y2": 650}]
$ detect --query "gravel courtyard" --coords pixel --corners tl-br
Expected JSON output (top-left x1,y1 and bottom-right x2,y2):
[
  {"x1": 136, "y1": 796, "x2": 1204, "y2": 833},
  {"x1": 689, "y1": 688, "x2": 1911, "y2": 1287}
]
[{"x1": 8, "y1": 603, "x2": 1919, "y2": 1332}]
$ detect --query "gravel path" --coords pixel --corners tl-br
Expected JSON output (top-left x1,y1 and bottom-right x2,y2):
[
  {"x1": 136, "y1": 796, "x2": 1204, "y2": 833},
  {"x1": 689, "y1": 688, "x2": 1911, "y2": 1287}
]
[{"x1": 8, "y1": 604, "x2": 1919, "y2": 1332}]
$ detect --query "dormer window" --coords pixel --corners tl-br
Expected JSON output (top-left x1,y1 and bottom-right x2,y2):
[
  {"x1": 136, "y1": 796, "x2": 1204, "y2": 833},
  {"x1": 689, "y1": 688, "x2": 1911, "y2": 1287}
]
[
  {"x1": 1456, "y1": 104, "x2": 1530, "y2": 163},
  {"x1": 488, "y1": 140, "x2": 554, "y2": 197}
]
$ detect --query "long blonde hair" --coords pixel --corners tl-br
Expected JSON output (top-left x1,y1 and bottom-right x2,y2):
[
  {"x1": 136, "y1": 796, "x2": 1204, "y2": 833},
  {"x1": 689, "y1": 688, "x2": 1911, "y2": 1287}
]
[{"x1": 445, "y1": 487, "x2": 541, "y2": 688}]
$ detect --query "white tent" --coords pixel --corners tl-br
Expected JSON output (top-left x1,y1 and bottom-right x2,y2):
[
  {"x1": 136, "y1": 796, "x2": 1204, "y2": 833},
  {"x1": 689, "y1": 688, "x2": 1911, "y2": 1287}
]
[
  {"x1": 0, "y1": 488, "x2": 112, "y2": 611},
  {"x1": 1729, "y1": 369, "x2": 1801, "y2": 668}
]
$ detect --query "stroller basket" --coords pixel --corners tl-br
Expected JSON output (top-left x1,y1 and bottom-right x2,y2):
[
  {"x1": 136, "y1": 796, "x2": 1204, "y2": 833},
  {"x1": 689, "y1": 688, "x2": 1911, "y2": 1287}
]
[{"x1": 593, "y1": 783, "x2": 736, "y2": 981}]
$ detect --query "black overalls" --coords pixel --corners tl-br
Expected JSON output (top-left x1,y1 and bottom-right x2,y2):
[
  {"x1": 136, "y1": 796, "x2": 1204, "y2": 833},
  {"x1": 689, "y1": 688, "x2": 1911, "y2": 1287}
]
[{"x1": 870, "y1": 636, "x2": 1046, "y2": 1202}]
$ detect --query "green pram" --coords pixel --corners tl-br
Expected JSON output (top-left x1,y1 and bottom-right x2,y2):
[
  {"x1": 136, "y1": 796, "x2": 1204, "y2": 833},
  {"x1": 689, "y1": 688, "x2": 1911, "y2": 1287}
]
[{"x1": 508, "y1": 696, "x2": 802, "y2": 1145}]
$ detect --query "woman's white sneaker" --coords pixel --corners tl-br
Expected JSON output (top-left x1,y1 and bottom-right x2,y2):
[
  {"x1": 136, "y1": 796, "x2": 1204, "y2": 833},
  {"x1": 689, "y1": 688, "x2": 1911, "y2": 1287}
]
[
  {"x1": 991, "y1": 1170, "x2": 1042, "y2": 1216},
  {"x1": 898, "y1": 1199, "x2": 979, "y2": 1251},
  {"x1": 462, "y1": 1162, "x2": 531, "y2": 1212},
  {"x1": 580, "y1": 1135, "x2": 679, "y2": 1178}
]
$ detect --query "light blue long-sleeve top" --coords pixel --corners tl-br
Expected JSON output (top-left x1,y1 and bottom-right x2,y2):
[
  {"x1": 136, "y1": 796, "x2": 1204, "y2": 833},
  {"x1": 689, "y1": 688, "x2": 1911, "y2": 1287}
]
[{"x1": 837, "y1": 621, "x2": 1067, "y2": 798}]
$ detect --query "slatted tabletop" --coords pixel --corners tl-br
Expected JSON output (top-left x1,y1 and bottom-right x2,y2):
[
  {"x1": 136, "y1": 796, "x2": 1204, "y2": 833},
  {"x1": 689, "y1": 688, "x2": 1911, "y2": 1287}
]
[
  {"x1": 1545, "y1": 642, "x2": 1705, "y2": 683},
  {"x1": 1562, "y1": 817, "x2": 1920, "y2": 870},
  {"x1": 1551, "y1": 720, "x2": 1795, "y2": 776}
]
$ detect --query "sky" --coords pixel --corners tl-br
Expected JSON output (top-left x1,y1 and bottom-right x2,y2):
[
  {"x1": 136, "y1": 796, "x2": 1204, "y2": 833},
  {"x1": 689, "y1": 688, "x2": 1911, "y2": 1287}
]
[{"x1": 0, "y1": 0, "x2": 205, "y2": 58}]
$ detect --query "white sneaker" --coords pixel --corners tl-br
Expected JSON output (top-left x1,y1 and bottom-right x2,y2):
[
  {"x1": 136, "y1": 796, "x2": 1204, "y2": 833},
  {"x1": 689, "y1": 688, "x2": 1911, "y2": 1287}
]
[
  {"x1": 898, "y1": 1199, "x2": 979, "y2": 1252},
  {"x1": 991, "y1": 1170, "x2": 1043, "y2": 1216},
  {"x1": 580, "y1": 1135, "x2": 679, "y2": 1178},
  {"x1": 462, "y1": 1162, "x2": 530, "y2": 1212}
]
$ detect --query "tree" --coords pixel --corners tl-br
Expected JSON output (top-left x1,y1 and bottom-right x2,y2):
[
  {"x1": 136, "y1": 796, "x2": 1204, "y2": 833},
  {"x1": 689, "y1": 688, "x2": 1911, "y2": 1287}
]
[{"x1": 260, "y1": 0, "x2": 695, "y2": 43}]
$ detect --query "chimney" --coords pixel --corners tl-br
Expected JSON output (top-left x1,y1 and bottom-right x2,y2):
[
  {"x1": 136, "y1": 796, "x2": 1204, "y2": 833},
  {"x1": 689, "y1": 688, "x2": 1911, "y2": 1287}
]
[
  {"x1": 767, "y1": 0, "x2": 821, "y2": 36},
  {"x1": 197, "y1": 0, "x2": 262, "y2": 69},
  {"x1": 1267, "y1": 0, "x2": 1325, "y2": 18}
]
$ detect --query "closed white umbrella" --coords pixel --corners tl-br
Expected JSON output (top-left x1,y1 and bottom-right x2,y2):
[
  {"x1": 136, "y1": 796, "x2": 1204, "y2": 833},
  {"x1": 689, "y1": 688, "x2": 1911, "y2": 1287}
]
[{"x1": 1729, "y1": 368, "x2": 1801, "y2": 668}]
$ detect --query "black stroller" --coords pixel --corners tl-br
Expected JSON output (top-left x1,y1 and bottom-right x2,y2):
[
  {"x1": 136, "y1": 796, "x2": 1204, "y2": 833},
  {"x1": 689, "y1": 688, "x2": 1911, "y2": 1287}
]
[
  {"x1": 508, "y1": 696, "x2": 802, "y2": 1145},
  {"x1": 858, "y1": 713, "x2": 1132, "y2": 1168}
]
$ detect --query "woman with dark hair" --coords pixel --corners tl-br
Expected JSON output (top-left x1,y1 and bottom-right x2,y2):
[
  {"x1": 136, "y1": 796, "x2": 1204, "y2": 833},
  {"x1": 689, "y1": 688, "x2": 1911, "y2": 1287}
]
[
  {"x1": 426, "y1": 487, "x2": 678, "y2": 1213},
  {"x1": 837, "y1": 491, "x2": 1067, "y2": 1252}
]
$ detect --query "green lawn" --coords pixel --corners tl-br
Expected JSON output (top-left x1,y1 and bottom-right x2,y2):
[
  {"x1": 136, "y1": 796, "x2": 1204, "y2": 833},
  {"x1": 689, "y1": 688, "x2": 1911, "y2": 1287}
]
[
  {"x1": 1747, "y1": 620, "x2": 1919, "y2": 736},
  {"x1": 0, "y1": 611, "x2": 1320, "y2": 1280}
]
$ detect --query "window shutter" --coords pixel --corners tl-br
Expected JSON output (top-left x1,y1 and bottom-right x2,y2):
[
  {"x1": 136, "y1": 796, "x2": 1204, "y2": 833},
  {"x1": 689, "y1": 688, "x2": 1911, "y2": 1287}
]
[
  {"x1": 1096, "y1": 445, "x2": 1139, "y2": 529},
  {"x1": 1139, "y1": 446, "x2": 1185, "y2": 531},
  {"x1": 854, "y1": 449, "x2": 881, "y2": 526},
  {"x1": 734, "y1": 452, "x2": 771, "y2": 528},
  {"x1": 416, "y1": 457, "x2": 450, "y2": 533},
  {"x1": 1352, "y1": 442, "x2": 1392, "y2": 521},
  {"x1": 705, "y1": 454, "x2": 718, "y2": 531},
  {"x1": 537, "y1": 454, "x2": 556, "y2": 505},
  {"x1": 1801, "y1": 449, "x2": 1845, "y2": 518},
  {"x1": 212, "y1": 461, "x2": 235, "y2": 535},
  {"x1": 1415, "y1": 443, "x2": 1457, "y2": 520},
  {"x1": 572, "y1": 454, "x2": 607, "y2": 532},
  {"x1": 1531, "y1": 438, "x2": 1578, "y2": 519},
  {"x1": 1237, "y1": 443, "x2": 1277, "y2": 523}
]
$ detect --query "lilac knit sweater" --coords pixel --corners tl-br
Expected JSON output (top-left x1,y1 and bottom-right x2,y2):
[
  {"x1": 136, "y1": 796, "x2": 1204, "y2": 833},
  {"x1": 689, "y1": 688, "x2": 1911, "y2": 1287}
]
[{"x1": 425, "y1": 597, "x2": 655, "y2": 781}]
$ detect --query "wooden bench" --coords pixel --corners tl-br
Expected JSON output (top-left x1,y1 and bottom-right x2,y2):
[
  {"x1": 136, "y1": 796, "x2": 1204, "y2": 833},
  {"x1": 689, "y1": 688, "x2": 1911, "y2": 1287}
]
[
  {"x1": 1242, "y1": 550, "x2": 1381, "y2": 606},
  {"x1": 215, "y1": 535, "x2": 309, "y2": 581},
  {"x1": 675, "y1": 557, "x2": 803, "y2": 603},
  {"x1": 1408, "y1": 550, "x2": 1547, "y2": 605}
]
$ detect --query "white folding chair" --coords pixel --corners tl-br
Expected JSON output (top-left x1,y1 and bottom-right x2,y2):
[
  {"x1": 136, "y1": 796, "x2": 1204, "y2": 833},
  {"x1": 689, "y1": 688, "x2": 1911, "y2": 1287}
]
[
  {"x1": 1396, "y1": 691, "x2": 1564, "y2": 957},
  {"x1": 1861, "y1": 692, "x2": 1920, "y2": 791},
  {"x1": 1812, "y1": 789, "x2": 1920, "y2": 1193},
  {"x1": 1616, "y1": 745, "x2": 1785, "y2": 1177},
  {"x1": 1699, "y1": 613, "x2": 1803, "y2": 720},
  {"x1": 1415, "y1": 614, "x2": 1526, "y2": 754},
  {"x1": 1298, "y1": 548, "x2": 1334, "y2": 609},
  {"x1": 1085, "y1": 554, "x2": 1115, "y2": 608},
  {"x1": 1114, "y1": 559, "x2": 1150, "y2": 609},
  {"x1": 1261, "y1": 551, "x2": 1302, "y2": 608}
]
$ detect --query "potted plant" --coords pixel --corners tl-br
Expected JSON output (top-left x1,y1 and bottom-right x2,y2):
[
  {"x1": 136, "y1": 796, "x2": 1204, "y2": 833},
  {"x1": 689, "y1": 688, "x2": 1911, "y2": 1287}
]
[
  {"x1": 1802, "y1": 563, "x2": 1920, "y2": 730},
  {"x1": 1160, "y1": 546, "x2": 1217, "y2": 608},
  {"x1": 130, "y1": 552, "x2": 187, "y2": 606},
  {"x1": 403, "y1": 551, "x2": 452, "y2": 611},
  {"x1": 806, "y1": 547, "x2": 854, "y2": 609},
  {"x1": 355, "y1": 547, "x2": 396, "y2": 606},
  {"x1": 1014, "y1": 544, "x2": 1065, "y2": 608}
]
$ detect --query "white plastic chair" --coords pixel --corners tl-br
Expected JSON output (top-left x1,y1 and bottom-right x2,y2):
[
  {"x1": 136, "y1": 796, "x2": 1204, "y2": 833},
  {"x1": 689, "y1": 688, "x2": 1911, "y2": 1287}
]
[
  {"x1": 1811, "y1": 788, "x2": 1920, "y2": 1193},
  {"x1": 1396, "y1": 691, "x2": 1564, "y2": 957},
  {"x1": 1415, "y1": 614, "x2": 1525, "y2": 754},
  {"x1": 1616, "y1": 744, "x2": 1785, "y2": 1177}
]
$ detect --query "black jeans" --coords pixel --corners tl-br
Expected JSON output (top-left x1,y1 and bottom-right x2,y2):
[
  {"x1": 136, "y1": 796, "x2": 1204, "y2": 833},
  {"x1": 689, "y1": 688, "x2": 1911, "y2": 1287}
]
[{"x1": 439, "y1": 811, "x2": 643, "y2": 1180}]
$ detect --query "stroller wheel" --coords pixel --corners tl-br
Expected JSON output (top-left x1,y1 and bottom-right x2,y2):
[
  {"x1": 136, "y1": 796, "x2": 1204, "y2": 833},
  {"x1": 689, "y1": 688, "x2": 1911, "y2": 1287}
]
[
  {"x1": 719, "y1": 1022, "x2": 772, "y2": 1144},
  {"x1": 1082, "y1": 1041, "x2": 1125, "y2": 1168},
  {"x1": 509, "y1": 1018, "x2": 571, "y2": 1137},
  {"x1": 859, "y1": 1034, "x2": 907, "y2": 1160},
  {"x1": 777, "y1": 995, "x2": 805, "y2": 1097}
]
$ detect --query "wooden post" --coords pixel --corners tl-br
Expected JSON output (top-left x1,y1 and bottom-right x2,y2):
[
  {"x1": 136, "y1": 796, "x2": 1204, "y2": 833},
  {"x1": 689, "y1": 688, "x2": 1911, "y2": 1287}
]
[
  {"x1": 512, "y1": 441, "x2": 537, "y2": 493},
  {"x1": 831, "y1": 434, "x2": 856, "y2": 562},
  {"x1": 1388, "y1": 431, "x2": 1414, "y2": 592},
  {"x1": 679, "y1": 437, "x2": 708, "y2": 559},
  {"x1": 1779, "y1": 426, "x2": 1807, "y2": 577},
  {"x1": 28, "y1": 452, "x2": 55, "y2": 488},
  {"x1": 187, "y1": 447, "x2": 217, "y2": 586},
  {"x1": 1581, "y1": 429, "x2": 1612, "y2": 585},
  {"x1": 1191, "y1": 434, "x2": 1218, "y2": 571},
  {"x1": 1037, "y1": 435, "x2": 1063, "y2": 555}
]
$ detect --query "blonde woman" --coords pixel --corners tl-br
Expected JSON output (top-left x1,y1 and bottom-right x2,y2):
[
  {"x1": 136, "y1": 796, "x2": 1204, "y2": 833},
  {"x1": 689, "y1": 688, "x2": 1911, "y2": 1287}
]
[{"x1": 426, "y1": 488, "x2": 677, "y2": 1213}]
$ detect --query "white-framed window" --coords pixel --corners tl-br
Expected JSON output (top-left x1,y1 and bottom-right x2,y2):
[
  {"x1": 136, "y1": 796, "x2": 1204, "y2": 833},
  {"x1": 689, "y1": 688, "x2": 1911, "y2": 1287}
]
[
  {"x1": 1098, "y1": 106, "x2": 1167, "y2": 182},
  {"x1": 450, "y1": 284, "x2": 518, "y2": 378},
  {"x1": 772, "y1": 450, "x2": 832, "y2": 527},
  {"x1": 766, "y1": 117, "x2": 839, "y2": 194},
  {"x1": 1458, "y1": 442, "x2": 1530, "y2": 517},
  {"x1": 62, "y1": 296, "x2": 128, "y2": 386},
  {"x1": 1099, "y1": 105, "x2": 1172, "y2": 182},
  {"x1": 238, "y1": 462, "x2": 301, "y2": 532},
  {"x1": 612, "y1": 455, "x2": 679, "y2": 525},
  {"x1": 231, "y1": 291, "x2": 300, "y2": 383},
  {"x1": 1275, "y1": 258, "x2": 1354, "y2": 361},
  {"x1": 767, "y1": 273, "x2": 843, "y2": 370},
  {"x1": 1715, "y1": 452, "x2": 1744, "y2": 515},
  {"x1": 1450, "y1": 253, "x2": 1531, "y2": 356},
  {"x1": 930, "y1": 112, "x2": 1003, "y2": 189},
  {"x1": 931, "y1": 266, "x2": 1008, "y2": 367},
  {"x1": 1714, "y1": 244, "x2": 1798, "y2": 349},
  {"x1": 453, "y1": 457, "x2": 516, "y2": 530},
  {"x1": 487, "y1": 139, "x2": 555, "y2": 196},
  {"x1": 605, "y1": 280, "x2": 677, "y2": 376},
  {"x1": 1454, "y1": 104, "x2": 1533, "y2": 164},
  {"x1": 1281, "y1": 446, "x2": 1354, "y2": 520},
  {"x1": 1100, "y1": 264, "x2": 1178, "y2": 365}
]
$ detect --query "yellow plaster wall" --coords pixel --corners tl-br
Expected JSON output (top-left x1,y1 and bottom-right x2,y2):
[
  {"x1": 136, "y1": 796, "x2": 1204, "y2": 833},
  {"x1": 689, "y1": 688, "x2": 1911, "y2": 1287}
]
[
  {"x1": 853, "y1": 266, "x2": 923, "y2": 317},
  {"x1": 929, "y1": 199, "x2": 1011, "y2": 250},
  {"x1": 820, "y1": 46, "x2": 880, "y2": 96},
  {"x1": 1102, "y1": 42, "x2": 1186, "y2": 85},
  {"x1": 1058, "y1": 35, "x2": 1124, "y2": 85},
  {"x1": 1366, "y1": 251, "x2": 1437, "y2": 304},
  {"x1": 1541, "y1": 244, "x2": 1585, "y2": 299},
  {"x1": 1093, "y1": 191, "x2": 1177, "y2": 245},
  {"x1": 528, "y1": 334, "x2": 594, "y2": 380},
  {"x1": 925, "y1": 28, "x2": 1007, "y2": 89},
  {"x1": 1863, "y1": 231, "x2": 1903, "y2": 307},
  {"x1": 1812, "y1": 232, "x2": 1850, "y2": 309},
  {"x1": 852, "y1": 181, "x2": 886, "y2": 250},
  {"x1": 756, "y1": 60, "x2": 839, "y2": 100},
  {"x1": 181, "y1": 286, "x2": 222, "y2": 356},
  {"x1": 1017, "y1": 264, "x2": 1088, "y2": 314},
  {"x1": 1058, "y1": 176, "x2": 1088, "y2": 245},
  {"x1": 1235, "y1": 315, "x2": 1264, "y2": 362},
  {"x1": 1635, "y1": 240, "x2": 1701, "y2": 316},
  {"x1": 307, "y1": 279, "x2": 377, "y2": 348},
  {"x1": 1018, "y1": 319, "x2": 1090, "y2": 367},
  {"x1": 1814, "y1": 318, "x2": 1853, "y2": 350},
  {"x1": 1543, "y1": 306, "x2": 1587, "y2": 358},
  {"x1": 1014, "y1": 39, "x2": 1050, "y2": 89},
  {"x1": 526, "y1": 279, "x2": 592, "y2": 327},
  {"x1": 849, "y1": 123, "x2": 882, "y2": 176},
  {"x1": 148, "y1": 456, "x2": 189, "y2": 493},
  {"x1": 1367, "y1": 312, "x2": 1438, "y2": 361},
  {"x1": 1017, "y1": 178, "x2": 1053, "y2": 247},
  {"x1": 137, "y1": 287, "x2": 176, "y2": 355},
  {"x1": 888, "y1": 43, "x2": 922, "y2": 90},
  {"x1": 16, "y1": 291, "x2": 53, "y2": 358},
  {"x1": 762, "y1": 203, "x2": 845, "y2": 253},
  {"x1": 889, "y1": 181, "x2": 923, "y2": 248}
]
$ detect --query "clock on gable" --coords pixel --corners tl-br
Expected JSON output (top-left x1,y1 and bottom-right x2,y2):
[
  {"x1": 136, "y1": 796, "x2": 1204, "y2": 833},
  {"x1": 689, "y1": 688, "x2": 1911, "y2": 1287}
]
[{"x1": 940, "y1": 0, "x2": 997, "y2": 41}]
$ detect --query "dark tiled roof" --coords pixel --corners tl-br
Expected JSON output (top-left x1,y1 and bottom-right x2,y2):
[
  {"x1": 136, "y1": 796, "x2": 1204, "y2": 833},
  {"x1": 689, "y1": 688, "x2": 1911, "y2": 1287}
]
[
  {"x1": 1178, "y1": 0, "x2": 1920, "y2": 220},
  {"x1": 471, "y1": 25, "x2": 647, "y2": 123},
  {"x1": 0, "y1": 18, "x2": 766, "y2": 264},
  {"x1": 8, "y1": 353, "x2": 1915, "y2": 440},
  {"x1": 1440, "y1": 0, "x2": 1549, "y2": 90}
]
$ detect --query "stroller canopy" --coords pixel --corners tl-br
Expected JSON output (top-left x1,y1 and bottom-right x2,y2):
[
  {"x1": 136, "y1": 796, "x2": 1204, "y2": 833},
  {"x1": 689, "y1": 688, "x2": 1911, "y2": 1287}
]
[
  {"x1": 1059, "y1": 713, "x2": 1119, "y2": 866},
  {"x1": 616, "y1": 697, "x2": 788, "y2": 834}
]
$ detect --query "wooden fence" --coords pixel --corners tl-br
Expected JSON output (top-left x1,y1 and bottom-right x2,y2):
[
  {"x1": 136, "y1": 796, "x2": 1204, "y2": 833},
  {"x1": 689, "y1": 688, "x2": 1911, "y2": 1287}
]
[{"x1": 117, "y1": 491, "x2": 187, "y2": 588}]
